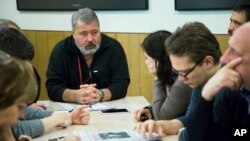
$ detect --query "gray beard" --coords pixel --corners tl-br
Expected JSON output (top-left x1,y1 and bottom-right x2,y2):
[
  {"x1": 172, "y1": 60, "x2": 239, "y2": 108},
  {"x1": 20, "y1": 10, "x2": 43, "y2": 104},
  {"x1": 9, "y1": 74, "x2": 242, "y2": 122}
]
[{"x1": 75, "y1": 43, "x2": 100, "y2": 55}]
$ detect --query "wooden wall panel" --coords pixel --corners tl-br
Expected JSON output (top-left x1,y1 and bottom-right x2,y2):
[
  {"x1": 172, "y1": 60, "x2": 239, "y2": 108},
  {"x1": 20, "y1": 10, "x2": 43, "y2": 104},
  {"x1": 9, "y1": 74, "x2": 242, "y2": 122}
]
[
  {"x1": 22, "y1": 30, "x2": 228, "y2": 102},
  {"x1": 33, "y1": 31, "x2": 48, "y2": 100},
  {"x1": 215, "y1": 34, "x2": 229, "y2": 53},
  {"x1": 116, "y1": 33, "x2": 131, "y2": 96},
  {"x1": 129, "y1": 34, "x2": 141, "y2": 98}
]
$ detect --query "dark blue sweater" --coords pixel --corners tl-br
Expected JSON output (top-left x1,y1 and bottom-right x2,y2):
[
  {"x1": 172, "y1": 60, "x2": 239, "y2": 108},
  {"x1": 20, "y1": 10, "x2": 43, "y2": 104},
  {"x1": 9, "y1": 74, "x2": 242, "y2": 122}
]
[{"x1": 185, "y1": 87, "x2": 250, "y2": 141}]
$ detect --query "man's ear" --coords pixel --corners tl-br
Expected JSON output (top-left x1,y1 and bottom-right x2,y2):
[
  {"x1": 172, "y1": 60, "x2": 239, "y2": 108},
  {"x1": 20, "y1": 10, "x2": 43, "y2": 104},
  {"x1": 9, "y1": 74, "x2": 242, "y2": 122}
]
[{"x1": 203, "y1": 56, "x2": 215, "y2": 67}]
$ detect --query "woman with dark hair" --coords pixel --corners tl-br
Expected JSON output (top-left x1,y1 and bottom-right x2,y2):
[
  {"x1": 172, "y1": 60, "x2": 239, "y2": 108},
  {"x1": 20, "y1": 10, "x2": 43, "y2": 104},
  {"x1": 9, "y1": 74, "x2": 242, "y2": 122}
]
[{"x1": 134, "y1": 30, "x2": 192, "y2": 121}]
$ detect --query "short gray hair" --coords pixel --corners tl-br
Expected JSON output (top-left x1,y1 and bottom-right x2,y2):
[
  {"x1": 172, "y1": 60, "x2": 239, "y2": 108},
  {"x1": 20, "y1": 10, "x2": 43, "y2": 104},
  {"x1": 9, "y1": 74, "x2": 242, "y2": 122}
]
[{"x1": 71, "y1": 8, "x2": 99, "y2": 31}]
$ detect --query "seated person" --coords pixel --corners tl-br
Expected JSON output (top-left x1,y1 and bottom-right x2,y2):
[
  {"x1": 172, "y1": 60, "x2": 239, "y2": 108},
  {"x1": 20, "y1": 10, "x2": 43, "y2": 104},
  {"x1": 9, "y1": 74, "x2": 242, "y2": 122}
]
[
  {"x1": 0, "y1": 50, "x2": 37, "y2": 141},
  {"x1": 134, "y1": 22, "x2": 222, "y2": 138},
  {"x1": 186, "y1": 22, "x2": 250, "y2": 141},
  {"x1": 227, "y1": 3, "x2": 250, "y2": 36},
  {"x1": 46, "y1": 8, "x2": 130, "y2": 104},
  {"x1": 0, "y1": 26, "x2": 90, "y2": 139},
  {"x1": 134, "y1": 30, "x2": 192, "y2": 121},
  {"x1": 0, "y1": 18, "x2": 44, "y2": 109},
  {"x1": 0, "y1": 51, "x2": 81, "y2": 141}
]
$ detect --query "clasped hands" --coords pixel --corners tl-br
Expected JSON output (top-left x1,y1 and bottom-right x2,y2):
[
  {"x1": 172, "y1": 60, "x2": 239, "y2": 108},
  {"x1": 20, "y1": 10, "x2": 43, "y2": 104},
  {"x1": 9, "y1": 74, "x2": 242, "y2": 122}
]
[{"x1": 74, "y1": 84, "x2": 101, "y2": 104}]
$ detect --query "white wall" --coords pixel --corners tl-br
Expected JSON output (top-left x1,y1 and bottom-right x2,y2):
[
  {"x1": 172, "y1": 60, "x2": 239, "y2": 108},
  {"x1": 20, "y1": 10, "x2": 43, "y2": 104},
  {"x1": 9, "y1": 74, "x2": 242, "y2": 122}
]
[{"x1": 0, "y1": 0, "x2": 232, "y2": 34}]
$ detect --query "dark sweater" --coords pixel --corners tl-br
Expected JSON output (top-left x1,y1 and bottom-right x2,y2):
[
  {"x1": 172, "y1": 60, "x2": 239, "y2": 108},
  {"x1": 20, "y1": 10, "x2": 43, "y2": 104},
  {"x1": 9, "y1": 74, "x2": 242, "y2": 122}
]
[
  {"x1": 185, "y1": 88, "x2": 250, "y2": 141},
  {"x1": 46, "y1": 34, "x2": 130, "y2": 102},
  {"x1": 178, "y1": 86, "x2": 203, "y2": 127}
]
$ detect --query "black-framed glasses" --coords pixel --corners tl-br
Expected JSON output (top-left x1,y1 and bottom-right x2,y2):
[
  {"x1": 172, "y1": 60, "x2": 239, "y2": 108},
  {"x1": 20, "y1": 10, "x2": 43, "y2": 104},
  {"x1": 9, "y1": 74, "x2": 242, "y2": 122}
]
[{"x1": 172, "y1": 58, "x2": 203, "y2": 79}]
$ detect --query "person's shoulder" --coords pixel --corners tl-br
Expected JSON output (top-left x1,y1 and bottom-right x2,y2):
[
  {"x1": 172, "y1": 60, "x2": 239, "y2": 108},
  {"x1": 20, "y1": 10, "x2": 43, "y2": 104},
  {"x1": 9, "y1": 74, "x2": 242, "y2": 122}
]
[
  {"x1": 173, "y1": 79, "x2": 185, "y2": 86},
  {"x1": 52, "y1": 36, "x2": 75, "y2": 53},
  {"x1": 101, "y1": 33, "x2": 117, "y2": 41},
  {"x1": 101, "y1": 33, "x2": 122, "y2": 47},
  {"x1": 173, "y1": 79, "x2": 192, "y2": 90},
  {"x1": 54, "y1": 36, "x2": 74, "y2": 49}
]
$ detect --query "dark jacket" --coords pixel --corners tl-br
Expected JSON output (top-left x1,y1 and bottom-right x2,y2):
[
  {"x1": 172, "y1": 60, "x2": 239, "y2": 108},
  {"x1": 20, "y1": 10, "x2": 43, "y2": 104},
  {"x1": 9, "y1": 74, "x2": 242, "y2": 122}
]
[
  {"x1": 182, "y1": 87, "x2": 250, "y2": 141},
  {"x1": 46, "y1": 34, "x2": 130, "y2": 102}
]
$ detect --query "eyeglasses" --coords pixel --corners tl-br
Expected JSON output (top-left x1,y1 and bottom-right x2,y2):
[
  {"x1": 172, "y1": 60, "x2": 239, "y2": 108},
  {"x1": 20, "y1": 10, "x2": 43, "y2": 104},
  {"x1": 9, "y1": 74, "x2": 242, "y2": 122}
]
[{"x1": 172, "y1": 59, "x2": 203, "y2": 79}]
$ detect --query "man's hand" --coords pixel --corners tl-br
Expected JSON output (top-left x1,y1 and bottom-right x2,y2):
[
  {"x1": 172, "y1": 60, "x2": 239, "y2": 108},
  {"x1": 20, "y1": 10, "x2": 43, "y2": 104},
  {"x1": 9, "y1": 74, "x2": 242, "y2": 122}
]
[
  {"x1": 202, "y1": 58, "x2": 242, "y2": 101},
  {"x1": 74, "y1": 85, "x2": 99, "y2": 104},
  {"x1": 79, "y1": 84, "x2": 97, "y2": 89}
]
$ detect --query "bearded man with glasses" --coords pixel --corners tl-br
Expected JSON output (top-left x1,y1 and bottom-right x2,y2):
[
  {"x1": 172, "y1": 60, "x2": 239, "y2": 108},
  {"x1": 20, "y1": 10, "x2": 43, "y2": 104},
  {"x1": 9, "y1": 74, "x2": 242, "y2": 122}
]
[{"x1": 134, "y1": 22, "x2": 222, "y2": 140}]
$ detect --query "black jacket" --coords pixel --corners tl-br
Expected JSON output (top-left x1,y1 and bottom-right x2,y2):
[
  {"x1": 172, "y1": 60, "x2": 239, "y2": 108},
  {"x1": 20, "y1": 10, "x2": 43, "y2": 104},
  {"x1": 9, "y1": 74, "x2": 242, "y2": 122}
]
[
  {"x1": 46, "y1": 34, "x2": 130, "y2": 102},
  {"x1": 183, "y1": 88, "x2": 250, "y2": 141}
]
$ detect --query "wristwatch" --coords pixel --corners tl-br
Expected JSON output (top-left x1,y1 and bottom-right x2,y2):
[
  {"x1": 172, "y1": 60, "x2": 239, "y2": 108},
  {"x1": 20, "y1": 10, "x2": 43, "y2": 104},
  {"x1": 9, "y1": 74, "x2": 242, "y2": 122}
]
[{"x1": 99, "y1": 89, "x2": 105, "y2": 102}]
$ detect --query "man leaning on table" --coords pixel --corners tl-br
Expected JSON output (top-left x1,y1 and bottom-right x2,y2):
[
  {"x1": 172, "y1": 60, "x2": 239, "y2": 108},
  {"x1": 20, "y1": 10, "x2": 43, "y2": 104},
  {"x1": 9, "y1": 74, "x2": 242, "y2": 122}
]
[{"x1": 46, "y1": 8, "x2": 130, "y2": 104}]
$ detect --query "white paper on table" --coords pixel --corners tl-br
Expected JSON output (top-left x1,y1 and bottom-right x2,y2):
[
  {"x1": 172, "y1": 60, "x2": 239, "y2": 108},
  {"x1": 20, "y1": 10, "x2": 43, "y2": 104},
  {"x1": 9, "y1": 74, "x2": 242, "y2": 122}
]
[
  {"x1": 54, "y1": 102, "x2": 113, "y2": 111},
  {"x1": 73, "y1": 129, "x2": 161, "y2": 141}
]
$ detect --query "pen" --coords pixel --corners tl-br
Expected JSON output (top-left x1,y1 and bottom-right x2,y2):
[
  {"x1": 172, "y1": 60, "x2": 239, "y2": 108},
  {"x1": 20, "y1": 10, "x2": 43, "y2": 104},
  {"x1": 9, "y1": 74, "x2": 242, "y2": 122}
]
[
  {"x1": 57, "y1": 136, "x2": 64, "y2": 140},
  {"x1": 48, "y1": 136, "x2": 64, "y2": 141}
]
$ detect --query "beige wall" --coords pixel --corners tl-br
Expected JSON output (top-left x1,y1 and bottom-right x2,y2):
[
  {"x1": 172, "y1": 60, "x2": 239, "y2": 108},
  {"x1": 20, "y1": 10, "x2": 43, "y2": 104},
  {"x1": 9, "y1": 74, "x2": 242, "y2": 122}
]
[{"x1": 23, "y1": 31, "x2": 229, "y2": 102}]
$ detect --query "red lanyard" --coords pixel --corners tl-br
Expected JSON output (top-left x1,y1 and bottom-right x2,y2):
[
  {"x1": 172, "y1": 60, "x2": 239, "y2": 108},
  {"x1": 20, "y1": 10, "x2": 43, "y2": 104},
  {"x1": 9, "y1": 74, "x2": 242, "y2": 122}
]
[
  {"x1": 77, "y1": 57, "x2": 83, "y2": 84},
  {"x1": 77, "y1": 56, "x2": 92, "y2": 85}
]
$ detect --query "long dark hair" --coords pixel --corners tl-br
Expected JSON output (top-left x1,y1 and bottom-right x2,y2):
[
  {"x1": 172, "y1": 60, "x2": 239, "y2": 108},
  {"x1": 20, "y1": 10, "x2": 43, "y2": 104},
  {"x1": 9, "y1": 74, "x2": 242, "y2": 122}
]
[{"x1": 141, "y1": 30, "x2": 176, "y2": 86}]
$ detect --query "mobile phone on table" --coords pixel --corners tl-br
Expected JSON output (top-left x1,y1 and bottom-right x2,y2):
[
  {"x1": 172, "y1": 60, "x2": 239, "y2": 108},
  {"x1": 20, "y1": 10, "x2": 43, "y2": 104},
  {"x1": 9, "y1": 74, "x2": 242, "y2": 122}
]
[{"x1": 100, "y1": 108, "x2": 129, "y2": 114}]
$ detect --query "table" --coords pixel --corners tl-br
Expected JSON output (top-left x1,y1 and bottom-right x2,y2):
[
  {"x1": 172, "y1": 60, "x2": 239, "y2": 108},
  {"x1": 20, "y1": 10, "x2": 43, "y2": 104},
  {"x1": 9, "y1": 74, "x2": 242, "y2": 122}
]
[{"x1": 33, "y1": 96, "x2": 178, "y2": 141}]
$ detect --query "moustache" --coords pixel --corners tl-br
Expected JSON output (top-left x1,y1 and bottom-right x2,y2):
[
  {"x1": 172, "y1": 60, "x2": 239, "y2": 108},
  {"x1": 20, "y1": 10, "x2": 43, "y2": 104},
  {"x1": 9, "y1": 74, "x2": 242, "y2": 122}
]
[{"x1": 86, "y1": 42, "x2": 96, "y2": 47}]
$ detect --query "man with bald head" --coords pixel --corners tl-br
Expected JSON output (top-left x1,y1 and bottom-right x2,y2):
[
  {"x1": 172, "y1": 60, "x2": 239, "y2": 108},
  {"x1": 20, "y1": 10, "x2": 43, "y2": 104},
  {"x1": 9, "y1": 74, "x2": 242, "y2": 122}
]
[{"x1": 186, "y1": 22, "x2": 250, "y2": 141}]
